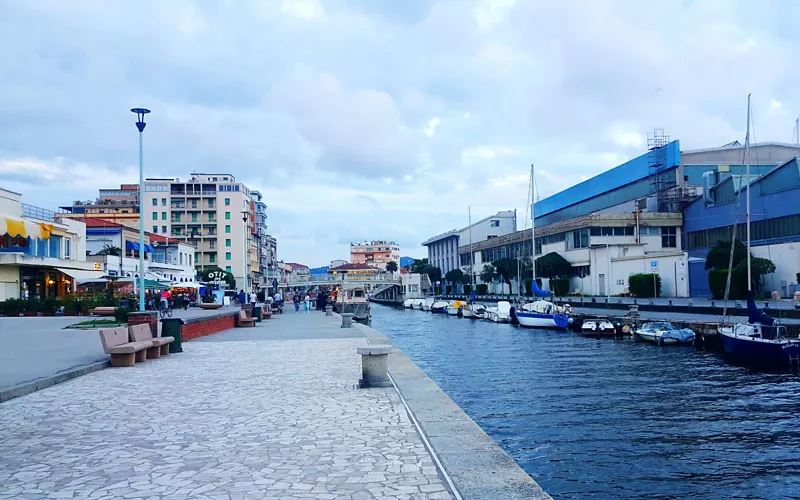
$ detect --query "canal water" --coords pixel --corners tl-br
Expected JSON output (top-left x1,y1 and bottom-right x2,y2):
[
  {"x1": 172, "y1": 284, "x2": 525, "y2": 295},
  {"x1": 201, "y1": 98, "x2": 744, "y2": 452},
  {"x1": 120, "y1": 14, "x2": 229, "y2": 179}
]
[{"x1": 370, "y1": 304, "x2": 800, "y2": 499}]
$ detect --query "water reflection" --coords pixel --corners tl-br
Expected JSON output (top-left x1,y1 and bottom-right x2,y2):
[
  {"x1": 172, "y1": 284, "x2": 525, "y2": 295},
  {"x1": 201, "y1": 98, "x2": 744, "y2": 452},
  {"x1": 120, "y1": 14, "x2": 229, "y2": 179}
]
[{"x1": 371, "y1": 305, "x2": 800, "y2": 499}]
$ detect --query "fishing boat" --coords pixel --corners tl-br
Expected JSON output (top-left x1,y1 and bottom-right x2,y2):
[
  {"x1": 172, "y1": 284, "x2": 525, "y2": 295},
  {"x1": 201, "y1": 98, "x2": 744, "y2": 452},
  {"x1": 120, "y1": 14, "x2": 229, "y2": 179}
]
[
  {"x1": 514, "y1": 164, "x2": 571, "y2": 329},
  {"x1": 581, "y1": 318, "x2": 616, "y2": 337},
  {"x1": 462, "y1": 303, "x2": 486, "y2": 319},
  {"x1": 486, "y1": 301, "x2": 512, "y2": 323},
  {"x1": 717, "y1": 96, "x2": 800, "y2": 371},
  {"x1": 430, "y1": 300, "x2": 448, "y2": 314},
  {"x1": 446, "y1": 300, "x2": 465, "y2": 316},
  {"x1": 335, "y1": 286, "x2": 371, "y2": 323},
  {"x1": 421, "y1": 297, "x2": 435, "y2": 311},
  {"x1": 634, "y1": 322, "x2": 695, "y2": 346}
]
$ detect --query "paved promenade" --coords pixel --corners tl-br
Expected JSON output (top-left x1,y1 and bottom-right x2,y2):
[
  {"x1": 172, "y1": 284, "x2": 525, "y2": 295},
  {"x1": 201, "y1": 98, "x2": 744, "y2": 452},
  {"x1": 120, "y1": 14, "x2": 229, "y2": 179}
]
[{"x1": 0, "y1": 312, "x2": 453, "y2": 499}]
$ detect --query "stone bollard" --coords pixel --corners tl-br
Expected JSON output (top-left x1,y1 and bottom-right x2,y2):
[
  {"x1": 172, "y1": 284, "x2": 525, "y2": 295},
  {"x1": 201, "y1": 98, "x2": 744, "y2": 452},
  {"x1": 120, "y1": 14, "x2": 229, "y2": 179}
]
[
  {"x1": 357, "y1": 345, "x2": 393, "y2": 388},
  {"x1": 341, "y1": 313, "x2": 354, "y2": 328},
  {"x1": 325, "y1": 305, "x2": 333, "y2": 316}
]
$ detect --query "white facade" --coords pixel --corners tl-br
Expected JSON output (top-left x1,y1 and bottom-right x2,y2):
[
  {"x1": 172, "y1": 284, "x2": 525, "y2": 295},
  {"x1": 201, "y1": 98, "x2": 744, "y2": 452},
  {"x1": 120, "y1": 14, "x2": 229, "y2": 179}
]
[
  {"x1": 142, "y1": 174, "x2": 252, "y2": 290},
  {"x1": 400, "y1": 273, "x2": 424, "y2": 299},
  {"x1": 423, "y1": 210, "x2": 517, "y2": 274},
  {"x1": 750, "y1": 242, "x2": 800, "y2": 297}
]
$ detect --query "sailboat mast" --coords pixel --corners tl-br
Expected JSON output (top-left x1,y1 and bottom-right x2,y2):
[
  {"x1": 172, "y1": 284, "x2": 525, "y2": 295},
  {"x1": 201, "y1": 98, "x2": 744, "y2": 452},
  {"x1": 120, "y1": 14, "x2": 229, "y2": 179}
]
[
  {"x1": 531, "y1": 164, "x2": 536, "y2": 285},
  {"x1": 746, "y1": 94, "x2": 752, "y2": 292},
  {"x1": 469, "y1": 205, "x2": 474, "y2": 288}
]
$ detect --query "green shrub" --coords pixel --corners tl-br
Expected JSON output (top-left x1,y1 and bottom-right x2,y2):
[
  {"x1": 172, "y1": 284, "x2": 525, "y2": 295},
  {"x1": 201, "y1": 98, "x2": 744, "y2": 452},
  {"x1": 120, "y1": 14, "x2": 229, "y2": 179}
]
[
  {"x1": 476, "y1": 284, "x2": 488, "y2": 295},
  {"x1": 628, "y1": 273, "x2": 662, "y2": 298},
  {"x1": 549, "y1": 279, "x2": 570, "y2": 296},
  {"x1": 0, "y1": 298, "x2": 23, "y2": 316},
  {"x1": 708, "y1": 269, "x2": 728, "y2": 299},
  {"x1": 40, "y1": 298, "x2": 59, "y2": 315},
  {"x1": 114, "y1": 306, "x2": 130, "y2": 324},
  {"x1": 463, "y1": 284, "x2": 472, "y2": 295}
]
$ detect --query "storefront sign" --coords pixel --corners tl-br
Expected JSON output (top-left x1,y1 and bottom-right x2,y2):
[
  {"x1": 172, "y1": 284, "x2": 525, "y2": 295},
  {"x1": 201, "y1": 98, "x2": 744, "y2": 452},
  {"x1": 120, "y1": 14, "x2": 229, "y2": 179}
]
[{"x1": 0, "y1": 234, "x2": 30, "y2": 250}]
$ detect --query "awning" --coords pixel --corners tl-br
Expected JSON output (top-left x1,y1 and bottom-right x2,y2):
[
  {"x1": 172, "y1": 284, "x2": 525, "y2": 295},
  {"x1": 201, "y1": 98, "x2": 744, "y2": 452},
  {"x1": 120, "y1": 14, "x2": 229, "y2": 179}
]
[
  {"x1": 125, "y1": 241, "x2": 140, "y2": 251},
  {"x1": 0, "y1": 213, "x2": 53, "y2": 240},
  {"x1": 144, "y1": 244, "x2": 155, "y2": 253},
  {"x1": 56, "y1": 268, "x2": 106, "y2": 281}
]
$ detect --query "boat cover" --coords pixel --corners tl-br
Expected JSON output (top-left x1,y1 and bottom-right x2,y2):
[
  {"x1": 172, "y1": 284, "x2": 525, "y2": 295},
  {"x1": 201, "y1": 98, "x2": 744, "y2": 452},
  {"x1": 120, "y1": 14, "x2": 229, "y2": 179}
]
[
  {"x1": 531, "y1": 279, "x2": 549, "y2": 297},
  {"x1": 747, "y1": 293, "x2": 775, "y2": 326},
  {"x1": 660, "y1": 328, "x2": 696, "y2": 344}
]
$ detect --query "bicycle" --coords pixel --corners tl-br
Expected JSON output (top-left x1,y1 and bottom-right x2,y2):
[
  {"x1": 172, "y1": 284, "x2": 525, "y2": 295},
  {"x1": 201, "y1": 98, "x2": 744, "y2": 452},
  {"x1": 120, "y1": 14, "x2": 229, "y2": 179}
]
[{"x1": 159, "y1": 299, "x2": 173, "y2": 319}]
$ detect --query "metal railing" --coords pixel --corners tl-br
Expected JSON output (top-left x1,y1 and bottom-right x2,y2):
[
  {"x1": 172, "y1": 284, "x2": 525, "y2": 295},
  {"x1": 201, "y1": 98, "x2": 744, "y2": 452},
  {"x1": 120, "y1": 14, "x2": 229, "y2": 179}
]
[{"x1": 22, "y1": 203, "x2": 57, "y2": 222}]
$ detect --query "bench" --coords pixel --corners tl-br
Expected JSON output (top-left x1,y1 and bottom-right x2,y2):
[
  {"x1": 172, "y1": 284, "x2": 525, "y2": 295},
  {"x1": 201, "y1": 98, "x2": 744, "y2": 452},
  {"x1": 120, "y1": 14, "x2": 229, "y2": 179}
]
[
  {"x1": 238, "y1": 310, "x2": 256, "y2": 328},
  {"x1": 89, "y1": 306, "x2": 117, "y2": 317},
  {"x1": 99, "y1": 327, "x2": 153, "y2": 367},
  {"x1": 262, "y1": 304, "x2": 272, "y2": 319},
  {"x1": 128, "y1": 324, "x2": 174, "y2": 358}
]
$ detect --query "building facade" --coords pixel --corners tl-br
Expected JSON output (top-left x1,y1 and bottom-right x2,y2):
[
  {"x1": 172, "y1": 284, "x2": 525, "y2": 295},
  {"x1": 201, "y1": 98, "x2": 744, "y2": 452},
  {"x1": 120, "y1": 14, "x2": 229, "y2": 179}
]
[
  {"x1": 141, "y1": 173, "x2": 253, "y2": 290},
  {"x1": 422, "y1": 210, "x2": 517, "y2": 274},
  {"x1": 350, "y1": 241, "x2": 400, "y2": 270},
  {"x1": 251, "y1": 191, "x2": 277, "y2": 290},
  {"x1": 59, "y1": 183, "x2": 141, "y2": 229},
  {"x1": 1, "y1": 188, "x2": 100, "y2": 301}
]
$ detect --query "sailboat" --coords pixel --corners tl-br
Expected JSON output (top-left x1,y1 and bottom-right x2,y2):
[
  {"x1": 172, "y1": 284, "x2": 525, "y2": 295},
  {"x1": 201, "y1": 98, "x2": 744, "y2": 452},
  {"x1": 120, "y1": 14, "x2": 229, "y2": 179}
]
[
  {"x1": 462, "y1": 206, "x2": 481, "y2": 318},
  {"x1": 718, "y1": 95, "x2": 800, "y2": 371},
  {"x1": 513, "y1": 164, "x2": 571, "y2": 329}
]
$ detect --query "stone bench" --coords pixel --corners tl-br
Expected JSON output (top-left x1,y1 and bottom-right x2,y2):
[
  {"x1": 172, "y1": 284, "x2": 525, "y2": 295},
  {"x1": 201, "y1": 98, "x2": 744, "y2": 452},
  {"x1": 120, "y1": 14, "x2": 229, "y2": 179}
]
[
  {"x1": 99, "y1": 327, "x2": 152, "y2": 367},
  {"x1": 237, "y1": 310, "x2": 256, "y2": 328},
  {"x1": 89, "y1": 306, "x2": 117, "y2": 317},
  {"x1": 357, "y1": 345, "x2": 393, "y2": 388},
  {"x1": 129, "y1": 324, "x2": 174, "y2": 358}
]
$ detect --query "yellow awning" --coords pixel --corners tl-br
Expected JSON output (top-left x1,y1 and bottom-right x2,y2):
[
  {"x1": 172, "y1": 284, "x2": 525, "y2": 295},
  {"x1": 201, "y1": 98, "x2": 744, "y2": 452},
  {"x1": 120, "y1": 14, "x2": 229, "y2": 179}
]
[{"x1": 0, "y1": 213, "x2": 53, "y2": 239}]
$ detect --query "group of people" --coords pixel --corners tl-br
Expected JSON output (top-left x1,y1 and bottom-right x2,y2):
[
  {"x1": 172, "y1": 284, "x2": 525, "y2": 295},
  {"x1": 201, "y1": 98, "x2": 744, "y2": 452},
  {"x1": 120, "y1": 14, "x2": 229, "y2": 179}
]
[
  {"x1": 142, "y1": 289, "x2": 196, "y2": 311},
  {"x1": 293, "y1": 293, "x2": 312, "y2": 313}
]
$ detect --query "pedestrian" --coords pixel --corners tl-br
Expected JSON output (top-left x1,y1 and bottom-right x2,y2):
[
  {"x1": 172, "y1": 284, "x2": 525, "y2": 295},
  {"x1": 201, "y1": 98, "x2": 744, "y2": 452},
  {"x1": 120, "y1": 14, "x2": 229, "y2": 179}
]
[
  {"x1": 238, "y1": 289, "x2": 247, "y2": 307},
  {"x1": 304, "y1": 293, "x2": 310, "y2": 313},
  {"x1": 250, "y1": 290, "x2": 257, "y2": 307},
  {"x1": 293, "y1": 294, "x2": 300, "y2": 312}
]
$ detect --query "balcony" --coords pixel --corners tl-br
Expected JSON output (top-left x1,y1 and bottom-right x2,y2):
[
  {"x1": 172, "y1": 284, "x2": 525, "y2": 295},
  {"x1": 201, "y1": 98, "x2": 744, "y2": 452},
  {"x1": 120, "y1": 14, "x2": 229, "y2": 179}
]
[{"x1": 22, "y1": 203, "x2": 57, "y2": 223}]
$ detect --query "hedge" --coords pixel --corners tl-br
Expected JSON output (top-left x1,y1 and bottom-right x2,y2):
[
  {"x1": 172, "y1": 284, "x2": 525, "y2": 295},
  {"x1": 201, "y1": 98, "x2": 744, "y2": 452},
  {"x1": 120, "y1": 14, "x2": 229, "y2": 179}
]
[
  {"x1": 708, "y1": 268, "x2": 748, "y2": 299},
  {"x1": 476, "y1": 284, "x2": 488, "y2": 295},
  {"x1": 628, "y1": 273, "x2": 661, "y2": 298},
  {"x1": 549, "y1": 279, "x2": 570, "y2": 296},
  {"x1": 463, "y1": 284, "x2": 472, "y2": 294}
]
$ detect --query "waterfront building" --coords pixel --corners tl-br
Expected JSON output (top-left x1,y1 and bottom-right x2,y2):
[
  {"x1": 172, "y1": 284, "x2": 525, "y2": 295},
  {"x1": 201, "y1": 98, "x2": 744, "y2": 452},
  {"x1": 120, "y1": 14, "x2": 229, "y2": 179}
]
[
  {"x1": 281, "y1": 262, "x2": 310, "y2": 286},
  {"x1": 422, "y1": 210, "x2": 517, "y2": 275},
  {"x1": 350, "y1": 241, "x2": 400, "y2": 270},
  {"x1": 684, "y1": 156, "x2": 800, "y2": 297},
  {"x1": 59, "y1": 183, "x2": 141, "y2": 229},
  {"x1": 141, "y1": 173, "x2": 254, "y2": 291},
  {"x1": 458, "y1": 139, "x2": 800, "y2": 297},
  {"x1": 0, "y1": 188, "x2": 101, "y2": 301},
  {"x1": 328, "y1": 263, "x2": 381, "y2": 276},
  {"x1": 251, "y1": 191, "x2": 277, "y2": 290}
]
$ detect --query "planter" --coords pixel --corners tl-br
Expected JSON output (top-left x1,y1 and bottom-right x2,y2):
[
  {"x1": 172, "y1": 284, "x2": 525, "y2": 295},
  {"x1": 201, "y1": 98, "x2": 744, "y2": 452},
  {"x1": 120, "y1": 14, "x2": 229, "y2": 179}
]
[
  {"x1": 64, "y1": 311, "x2": 77, "y2": 316},
  {"x1": 42, "y1": 312, "x2": 55, "y2": 317},
  {"x1": 23, "y1": 312, "x2": 38, "y2": 317},
  {"x1": 199, "y1": 303, "x2": 223, "y2": 310}
]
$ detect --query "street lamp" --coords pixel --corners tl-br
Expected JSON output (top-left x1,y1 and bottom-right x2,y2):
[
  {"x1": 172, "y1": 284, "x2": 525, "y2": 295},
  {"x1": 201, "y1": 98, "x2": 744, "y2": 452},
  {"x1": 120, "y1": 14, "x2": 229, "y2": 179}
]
[
  {"x1": 131, "y1": 107, "x2": 150, "y2": 312},
  {"x1": 241, "y1": 211, "x2": 249, "y2": 294}
]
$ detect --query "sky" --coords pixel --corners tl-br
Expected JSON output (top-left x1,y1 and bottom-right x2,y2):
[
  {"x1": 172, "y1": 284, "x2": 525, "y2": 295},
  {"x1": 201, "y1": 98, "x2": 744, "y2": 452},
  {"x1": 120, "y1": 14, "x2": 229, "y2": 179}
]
[{"x1": 2, "y1": 0, "x2": 800, "y2": 267}]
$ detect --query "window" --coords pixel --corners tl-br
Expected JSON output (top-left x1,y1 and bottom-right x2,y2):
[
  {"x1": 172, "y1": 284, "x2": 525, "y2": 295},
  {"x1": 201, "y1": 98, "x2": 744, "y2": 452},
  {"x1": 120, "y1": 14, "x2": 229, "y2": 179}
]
[
  {"x1": 225, "y1": 212, "x2": 231, "y2": 220},
  {"x1": 191, "y1": 213, "x2": 198, "y2": 223},
  {"x1": 226, "y1": 252, "x2": 231, "y2": 260},
  {"x1": 209, "y1": 240, "x2": 215, "y2": 249},
  {"x1": 226, "y1": 266, "x2": 232, "y2": 272},
  {"x1": 490, "y1": 220, "x2": 500, "y2": 227},
  {"x1": 153, "y1": 225, "x2": 158, "y2": 233},
  {"x1": 661, "y1": 226, "x2": 677, "y2": 248},
  {"x1": 226, "y1": 239, "x2": 231, "y2": 247},
  {"x1": 152, "y1": 199, "x2": 157, "y2": 206},
  {"x1": 209, "y1": 213, "x2": 215, "y2": 222},
  {"x1": 208, "y1": 199, "x2": 215, "y2": 207},
  {"x1": 161, "y1": 198, "x2": 167, "y2": 206},
  {"x1": 566, "y1": 229, "x2": 589, "y2": 250},
  {"x1": 152, "y1": 212, "x2": 158, "y2": 220},
  {"x1": 191, "y1": 200, "x2": 197, "y2": 208},
  {"x1": 209, "y1": 254, "x2": 216, "y2": 264},
  {"x1": 225, "y1": 225, "x2": 231, "y2": 233},
  {"x1": 64, "y1": 238, "x2": 71, "y2": 259},
  {"x1": 225, "y1": 198, "x2": 230, "y2": 206},
  {"x1": 161, "y1": 212, "x2": 167, "y2": 220},
  {"x1": 213, "y1": 177, "x2": 218, "y2": 182},
  {"x1": 194, "y1": 254, "x2": 199, "y2": 264},
  {"x1": 162, "y1": 225, "x2": 167, "y2": 233}
]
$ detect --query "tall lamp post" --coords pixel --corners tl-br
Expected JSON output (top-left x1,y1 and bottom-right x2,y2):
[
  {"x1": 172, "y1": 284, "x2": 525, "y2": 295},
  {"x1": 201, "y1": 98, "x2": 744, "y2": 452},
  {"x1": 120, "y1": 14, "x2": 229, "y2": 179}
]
[
  {"x1": 241, "y1": 211, "x2": 249, "y2": 295},
  {"x1": 131, "y1": 107, "x2": 150, "y2": 312}
]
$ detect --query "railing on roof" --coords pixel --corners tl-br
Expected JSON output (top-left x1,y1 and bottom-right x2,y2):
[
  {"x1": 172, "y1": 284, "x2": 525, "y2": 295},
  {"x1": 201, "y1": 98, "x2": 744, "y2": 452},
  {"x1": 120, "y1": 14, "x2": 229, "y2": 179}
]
[{"x1": 22, "y1": 203, "x2": 57, "y2": 222}]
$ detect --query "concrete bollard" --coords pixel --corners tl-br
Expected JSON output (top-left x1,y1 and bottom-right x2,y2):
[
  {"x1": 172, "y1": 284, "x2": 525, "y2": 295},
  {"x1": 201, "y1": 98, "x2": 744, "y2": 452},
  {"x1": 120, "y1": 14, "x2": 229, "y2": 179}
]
[
  {"x1": 325, "y1": 305, "x2": 333, "y2": 316},
  {"x1": 341, "y1": 313, "x2": 354, "y2": 328},
  {"x1": 357, "y1": 345, "x2": 393, "y2": 388}
]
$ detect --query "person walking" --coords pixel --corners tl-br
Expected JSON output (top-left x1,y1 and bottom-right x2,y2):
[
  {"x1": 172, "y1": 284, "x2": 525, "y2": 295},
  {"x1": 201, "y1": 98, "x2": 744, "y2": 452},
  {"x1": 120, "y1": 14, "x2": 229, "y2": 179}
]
[
  {"x1": 293, "y1": 294, "x2": 300, "y2": 313},
  {"x1": 304, "y1": 293, "x2": 310, "y2": 314},
  {"x1": 238, "y1": 289, "x2": 247, "y2": 308},
  {"x1": 250, "y1": 290, "x2": 257, "y2": 307}
]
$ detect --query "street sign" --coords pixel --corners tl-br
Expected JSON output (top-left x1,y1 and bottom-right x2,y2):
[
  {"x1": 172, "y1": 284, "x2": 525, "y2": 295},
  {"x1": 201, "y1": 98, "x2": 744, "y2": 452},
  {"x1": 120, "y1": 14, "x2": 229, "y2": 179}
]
[{"x1": 650, "y1": 260, "x2": 658, "y2": 271}]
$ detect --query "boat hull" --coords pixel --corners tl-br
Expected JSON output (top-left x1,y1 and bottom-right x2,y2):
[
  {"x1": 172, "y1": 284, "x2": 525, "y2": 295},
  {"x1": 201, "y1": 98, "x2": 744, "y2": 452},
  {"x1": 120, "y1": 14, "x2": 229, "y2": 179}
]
[
  {"x1": 721, "y1": 330, "x2": 800, "y2": 371},
  {"x1": 515, "y1": 311, "x2": 569, "y2": 329},
  {"x1": 340, "y1": 302, "x2": 370, "y2": 322},
  {"x1": 431, "y1": 307, "x2": 447, "y2": 314},
  {"x1": 635, "y1": 330, "x2": 695, "y2": 345},
  {"x1": 446, "y1": 308, "x2": 461, "y2": 316},
  {"x1": 582, "y1": 327, "x2": 616, "y2": 337}
]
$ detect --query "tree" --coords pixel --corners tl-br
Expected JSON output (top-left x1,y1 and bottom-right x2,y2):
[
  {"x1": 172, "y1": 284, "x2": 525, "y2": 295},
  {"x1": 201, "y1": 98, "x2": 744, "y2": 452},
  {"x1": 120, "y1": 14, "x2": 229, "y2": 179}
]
[
  {"x1": 385, "y1": 261, "x2": 398, "y2": 273},
  {"x1": 444, "y1": 269, "x2": 469, "y2": 284},
  {"x1": 409, "y1": 258, "x2": 429, "y2": 274},
  {"x1": 480, "y1": 264, "x2": 496, "y2": 284},
  {"x1": 535, "y1": 252, "x2": 572, "y2": 279},
  {"x1": 197, "y1": 267, "x2": 236, "y2": 288},
  {"x1": 426, "y1": 266, "x2": 442, "y2": 284},
  {"x1": 491, "y1": 258, "x2": 522, "y2": 285},
  {"x1": 735, "y1": 257, "x2": 776, "y2": 295},
  {"x1": 705, "y1": 240, "x2": 747, "y2": 270},
  {"x1": 97, "y1": 244, "x2": 122, "y2": 256}
]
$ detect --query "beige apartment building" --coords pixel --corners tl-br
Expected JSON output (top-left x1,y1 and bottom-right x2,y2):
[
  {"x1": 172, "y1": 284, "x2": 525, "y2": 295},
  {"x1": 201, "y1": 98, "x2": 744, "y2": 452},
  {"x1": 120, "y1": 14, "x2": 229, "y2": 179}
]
[
  {"x1": 350, "y1": 241, "x2": 400, "y2": 270},
  {"x1": 141, "y1": 173, "x2": 253, "y2": 291}
]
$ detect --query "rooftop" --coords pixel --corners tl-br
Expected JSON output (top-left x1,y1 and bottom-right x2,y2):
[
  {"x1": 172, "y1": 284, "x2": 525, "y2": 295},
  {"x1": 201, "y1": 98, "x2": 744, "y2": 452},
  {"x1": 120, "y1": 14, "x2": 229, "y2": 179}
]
[{"x1": 422, "y1": 210, "x2": 517, "y2": 246}]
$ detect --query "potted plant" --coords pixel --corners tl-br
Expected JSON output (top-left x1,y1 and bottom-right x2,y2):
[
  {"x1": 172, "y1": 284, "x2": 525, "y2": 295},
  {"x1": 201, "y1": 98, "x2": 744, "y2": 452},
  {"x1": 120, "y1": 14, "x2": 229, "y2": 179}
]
[
  {"x1": 40, "y1": 298, "x2": 59, "y2": 316},
  {"x1": 22, "y1": 300, "x2": 39, "y2": 317}
]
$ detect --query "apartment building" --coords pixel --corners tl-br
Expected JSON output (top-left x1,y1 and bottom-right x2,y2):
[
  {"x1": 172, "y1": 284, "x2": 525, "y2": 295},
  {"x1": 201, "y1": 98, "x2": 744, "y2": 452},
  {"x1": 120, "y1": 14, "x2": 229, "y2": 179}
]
[
  {"x1": 350, "y1": 241, "x2": 400, "y2": 270},
  {"x1": 59, "y1": 183, "x2": 141, "y2": 229},
  {"x1": 141, "y1": 173, "x2": 252, "y2": 291}
]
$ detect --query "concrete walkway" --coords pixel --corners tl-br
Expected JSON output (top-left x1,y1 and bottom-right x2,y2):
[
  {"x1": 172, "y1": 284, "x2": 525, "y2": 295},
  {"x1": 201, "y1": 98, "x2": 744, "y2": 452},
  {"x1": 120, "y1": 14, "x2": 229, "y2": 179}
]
[{"x1": 0, "y1": 312, "x2": 454, "y2": 499}]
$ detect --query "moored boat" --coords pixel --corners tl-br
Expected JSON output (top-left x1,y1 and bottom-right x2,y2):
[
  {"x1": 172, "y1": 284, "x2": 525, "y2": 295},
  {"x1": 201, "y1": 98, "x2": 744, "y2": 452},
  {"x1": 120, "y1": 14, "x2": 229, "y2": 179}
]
[
  {"x1": 411, "y1": 298, "x2": 426, "y2": 310},
  {"x1": 462, "y1": 303, "x2": 486, "y2": 319},
  {"x1": 430, "y1": 300, "x2": 448, "y2": 314},
  {"x1": 634, "y1": 321, "x2": 695, "y2": 346},
  {"x1": 581, "y1": 318, "x2": 616, "y2": 337},
  {"x1": 487, "y1": 301, "x2": 511, "y2": 323},
  {"x1": 403, "y1": 299, "x2": 414, "y2": 309},
  {"x1": 446, "y1": 300, "x2": 465, "y2": 316},
  {"x1": 421, "y1": 297, "x2": 435, "y2": 311},
  {"x1": 513, "y1": 299, "x2": 570, "y2": 329},
  {"x1": 336, "y1": 286, "x2": 371, "y2": 323}
]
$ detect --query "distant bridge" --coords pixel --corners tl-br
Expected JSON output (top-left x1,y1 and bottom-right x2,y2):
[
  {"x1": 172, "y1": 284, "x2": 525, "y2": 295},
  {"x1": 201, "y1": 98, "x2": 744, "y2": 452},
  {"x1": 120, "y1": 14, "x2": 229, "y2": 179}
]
[{"x1": 279, "y1": 274, "x2": 401, "y2": 288}]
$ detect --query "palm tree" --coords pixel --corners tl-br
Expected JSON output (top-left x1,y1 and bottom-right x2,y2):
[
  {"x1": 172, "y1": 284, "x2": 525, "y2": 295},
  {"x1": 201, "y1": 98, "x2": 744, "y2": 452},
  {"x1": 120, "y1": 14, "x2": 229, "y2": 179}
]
[{"x1": 97, "y1": 244, "x2": 122, "y2": 256}]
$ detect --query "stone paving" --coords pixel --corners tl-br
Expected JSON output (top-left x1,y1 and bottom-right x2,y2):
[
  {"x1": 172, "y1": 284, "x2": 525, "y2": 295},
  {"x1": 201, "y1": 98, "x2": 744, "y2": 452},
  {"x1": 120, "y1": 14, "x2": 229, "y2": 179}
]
[{"x1": 0, "y1": 313, "x2": 454, "y2": 499}]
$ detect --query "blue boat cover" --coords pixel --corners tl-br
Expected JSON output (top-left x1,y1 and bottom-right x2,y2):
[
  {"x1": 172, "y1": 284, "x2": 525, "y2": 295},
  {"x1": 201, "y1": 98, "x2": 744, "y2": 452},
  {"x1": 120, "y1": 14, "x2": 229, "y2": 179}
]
[
  {"x1": 660, "y1": 328, "x2": 695, "y2": 344},
  {"x1": 747, "y1": 293, "x2": 775, "y2": 326},
  {"x1": 530, "y1": 279, "x2": 549, "y2": 297}
]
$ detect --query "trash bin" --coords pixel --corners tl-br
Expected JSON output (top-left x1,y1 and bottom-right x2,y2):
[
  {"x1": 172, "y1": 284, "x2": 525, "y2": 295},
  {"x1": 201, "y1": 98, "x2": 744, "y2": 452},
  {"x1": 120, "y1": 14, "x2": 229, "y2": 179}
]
[
  {"x1": 253, "y1": 305, "x2": 263, "y2": 322},
  {"x1": 160, "y1": 318, "x2": 184, "y2": 353}
]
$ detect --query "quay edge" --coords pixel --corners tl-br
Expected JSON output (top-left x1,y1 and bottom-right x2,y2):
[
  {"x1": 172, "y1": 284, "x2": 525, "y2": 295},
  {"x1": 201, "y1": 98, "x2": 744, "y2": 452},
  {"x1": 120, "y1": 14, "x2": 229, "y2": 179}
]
[{"x1": 352, "y1": 320, "x2": 552, "y2": 500}]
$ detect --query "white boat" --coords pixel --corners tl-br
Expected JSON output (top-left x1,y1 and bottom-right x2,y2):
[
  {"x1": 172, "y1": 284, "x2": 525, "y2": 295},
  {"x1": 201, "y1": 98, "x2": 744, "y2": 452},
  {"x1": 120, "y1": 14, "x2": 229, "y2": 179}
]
[
  {"x1": 411, "y1": 298, "x2": 426, "y2": 310},
  {"x1": 446, "y1": 300, "x2": 465, "y2": 316},
  {"x1": 486, "y1": 301, "x2": 512, "y2": 323},
  {"x1": 634, "y1": 321, "x2": 695, "y2": 346},
  {"x1": 514, "y1": 300, "x2": 570, "y2": 329},
  {"x1": 421, "y1": 297, "x2": 435, "y2": 311},
  {"x1": 403, "y1": 299, "x2": 414, "y2": 309},
  {"x1": 431, "y1": 300, "x2": 448, "y2": 314},
  {"x1": 462, "y1": 303, "x2": 485, "y2": 319},
  {"x1": 581, "y1": 318, "x2": 616, "y2": 337}
]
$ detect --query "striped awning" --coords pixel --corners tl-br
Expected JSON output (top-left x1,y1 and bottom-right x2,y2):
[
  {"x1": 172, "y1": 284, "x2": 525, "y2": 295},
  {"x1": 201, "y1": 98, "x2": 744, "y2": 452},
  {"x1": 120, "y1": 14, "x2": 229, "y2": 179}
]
[{"x1": 0, "y1": 214, "x2": 53, "y2": 240}]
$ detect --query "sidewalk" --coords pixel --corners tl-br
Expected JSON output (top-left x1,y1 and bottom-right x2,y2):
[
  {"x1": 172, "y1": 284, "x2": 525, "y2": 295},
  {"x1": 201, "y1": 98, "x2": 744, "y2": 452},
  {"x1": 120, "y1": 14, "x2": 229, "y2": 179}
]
[{"x1": 0, "y1": 312, "x2": 454, "y2": 499}]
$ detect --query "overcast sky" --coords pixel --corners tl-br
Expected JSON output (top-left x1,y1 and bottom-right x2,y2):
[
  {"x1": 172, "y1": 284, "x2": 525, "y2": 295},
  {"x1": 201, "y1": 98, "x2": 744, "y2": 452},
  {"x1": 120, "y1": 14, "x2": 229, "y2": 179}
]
[{"x1": 2, "y1": 0, "x2": 799, "y2": 267}]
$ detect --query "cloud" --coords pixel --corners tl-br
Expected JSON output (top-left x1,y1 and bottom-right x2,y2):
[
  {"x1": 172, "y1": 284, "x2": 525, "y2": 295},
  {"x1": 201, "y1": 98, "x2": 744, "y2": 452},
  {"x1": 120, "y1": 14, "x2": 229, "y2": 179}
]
[{"x1": 1, "y1": 0, "x2": 800, "y2": 266}]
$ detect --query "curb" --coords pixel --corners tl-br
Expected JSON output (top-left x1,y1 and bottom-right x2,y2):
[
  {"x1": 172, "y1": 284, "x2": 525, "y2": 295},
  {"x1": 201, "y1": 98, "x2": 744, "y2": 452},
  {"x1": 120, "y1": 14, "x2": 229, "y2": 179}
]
[{"x1": 0, "y1": 360, "x2": 110, "y2": 404}]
